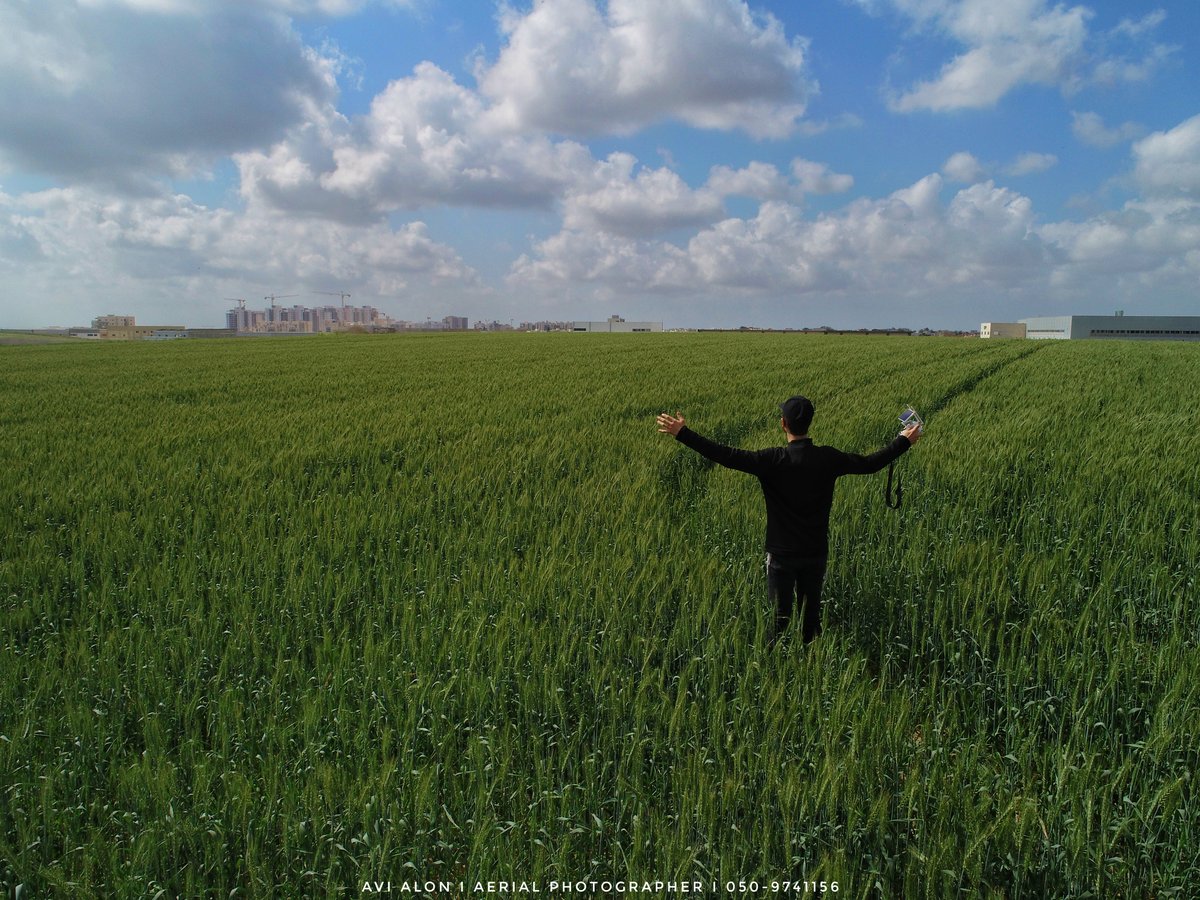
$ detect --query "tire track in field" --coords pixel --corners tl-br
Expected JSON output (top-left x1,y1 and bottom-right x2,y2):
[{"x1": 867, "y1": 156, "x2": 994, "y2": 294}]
[
  {"x1": 828, "y1": 339, "x2": 995, "y2": 400},
  {"x1": 920, "y1": 341, "x2": 1045, "y2": 423}
]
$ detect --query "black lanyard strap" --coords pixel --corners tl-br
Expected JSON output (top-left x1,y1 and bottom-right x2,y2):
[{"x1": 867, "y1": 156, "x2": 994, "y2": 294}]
[{"x1": 885, "y1": 459, "x2": 902, "y2": 510}]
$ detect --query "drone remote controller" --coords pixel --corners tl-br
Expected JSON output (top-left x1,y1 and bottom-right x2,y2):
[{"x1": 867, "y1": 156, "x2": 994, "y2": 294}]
[{"x1": 898, "y1": 406, "x2": 923, "y2": 431}]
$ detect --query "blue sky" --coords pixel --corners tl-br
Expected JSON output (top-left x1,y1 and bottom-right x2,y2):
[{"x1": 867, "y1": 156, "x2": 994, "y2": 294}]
[{"x1": 2, "y1": 0, "x2": 1198, "y2": 329}]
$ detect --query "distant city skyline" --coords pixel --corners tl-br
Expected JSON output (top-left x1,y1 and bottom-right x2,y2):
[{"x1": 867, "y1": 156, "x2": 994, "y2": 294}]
[
  {"x1": 23, "y1": 306, "x2": 967, "y2": 336},
  {"x1": 2, "y1": 1, "x2": 1199, "y2": 331},
  {"x1": 225, "y1": 298, "x2": 393, "y2": 334}
]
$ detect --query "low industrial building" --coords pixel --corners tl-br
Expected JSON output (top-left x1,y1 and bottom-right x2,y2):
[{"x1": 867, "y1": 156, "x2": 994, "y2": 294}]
[
  {"x1": 67, "y1": 318, "x2": 234, "y2": 339},
  {"x1": 1018, "y1": 315, "x2": 1200, "y2": 341},
  {"x1": 182, "y1": 328, "x2": 236, "y2": 339},
  {"x1": 980, "y1": 322, "x2": 1027, "y2": 339},
  {"x1": 87, "y1": 319, "x2": 186, "y2": 340},
  {"x1": 92, "y1": 315, "x2": 135, "y2": 329},
  {"x1": 573, "y1": 315, "x2": 663, "y2": 333}
]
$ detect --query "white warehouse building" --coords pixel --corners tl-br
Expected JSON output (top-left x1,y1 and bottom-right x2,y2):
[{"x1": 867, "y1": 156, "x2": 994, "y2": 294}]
[
  {"x1": 1018, "y1": 315, "x2": 1200, "y2": 341},
  {"x1": 573, "y1": 315, "x2": 663, "y2": 333}
]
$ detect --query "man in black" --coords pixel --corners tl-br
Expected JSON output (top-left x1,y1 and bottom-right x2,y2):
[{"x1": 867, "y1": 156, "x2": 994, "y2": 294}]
[{"x1": 657, "y1": 396, "x2": 922, "y2": 646}]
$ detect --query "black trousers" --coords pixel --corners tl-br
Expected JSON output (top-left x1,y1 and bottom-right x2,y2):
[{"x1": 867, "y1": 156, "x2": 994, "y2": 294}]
[{"x1": 766, "y1": 552, "x2": 827, "y2": 645}]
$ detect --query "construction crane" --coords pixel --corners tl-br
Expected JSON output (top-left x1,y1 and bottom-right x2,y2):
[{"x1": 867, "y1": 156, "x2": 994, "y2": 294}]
[
  {"x1": 265, "y1": 293, "x2": 299, "y2": 307},
  {"x1": 315, "y1": 290, "x2": 351, "y2": 309},
  {"x1": 224, "y1": 298, "x2": 246, "y2": 310}
]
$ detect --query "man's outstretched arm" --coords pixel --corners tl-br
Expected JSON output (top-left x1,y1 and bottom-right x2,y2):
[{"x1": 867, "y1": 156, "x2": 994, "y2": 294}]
[
  {"x1": 837, "y1": 424, "x2": 922, "y2": 475},
  {"x1": 657, "y1": 412, "x2": 764, "y2": 475}
]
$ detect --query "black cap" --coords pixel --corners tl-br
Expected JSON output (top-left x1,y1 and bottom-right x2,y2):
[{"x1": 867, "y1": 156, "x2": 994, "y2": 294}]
[{"x1": 779, "y1": 395, "x2": 814, "y2": 434}]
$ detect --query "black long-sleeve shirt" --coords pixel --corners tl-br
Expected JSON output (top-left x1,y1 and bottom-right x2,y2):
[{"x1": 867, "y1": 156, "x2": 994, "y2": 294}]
[{"x1": 675, "y1": 426, "x2": 911, "y2": 557}]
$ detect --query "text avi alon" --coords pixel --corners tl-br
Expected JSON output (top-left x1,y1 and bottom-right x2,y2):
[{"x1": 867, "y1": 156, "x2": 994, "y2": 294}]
[{"x1": 362, "y1": 880, "x2": 717, "y2": 894}]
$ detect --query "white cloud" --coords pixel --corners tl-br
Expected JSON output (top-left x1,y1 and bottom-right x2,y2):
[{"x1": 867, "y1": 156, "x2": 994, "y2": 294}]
[
  {"x1": 1089, "y1": 42, "x2": 1175, "y2": 87},
  {"x1": 237, "y1": 47, "x2": 846, "y2": 230},
  {"x1": 703, "y1": 159, "x2": 852, "y2": 204},
  {"x1": 1003, "y1": 152, "x2": 1058, "y2": 176},
  {"x1": 511, "y1": 174, "x2": 1053, "y2": 297},
  {"x1": 942, "y1": 151, "x2": 986, "y2": 183},
  {"x1": 477, "y1": 0, "x2": 814, "y2": 138},
  {"x1": 890, "y1": 0, "x2": 1091, "y2": 111},
  {"x1": 706, "y1": 162, "x2": 796, "y2": 202},
  {"x1": 562, "y1": 154, "x2": 722, "y2": 238},
  {"x1": 791, "y1": 159, "x2": 854, "y2": 195},
  {"x1": 237, "y1": 62, "x2": 598, "y2": 219},
  {"x1": 1071, "y1": 111, "x2": 1145, "y2": 148},
  {"x1": 1090, "y1": 11, "x2": 1177, "y2": 86},
  {"x1": 943, "y1": 150, "x2": 1057, "y2": 182},
  {"x1": 506, "y1": 227, "x2": 694, "y2": 293},
  {"x1": 511, "y1": 139, "x2": 1200, "y2": 313},
  {"x1": 0, "y1": 2, "x2": 336, "y2": 190},
  {"x1": 860, "y1": 0, "x2": 1172, "y2": 113},
  {"x1": 0, "y1": 187, "x2": 478, "y2": 318},
  {"x1": 1040, "y1": 197, "x2": 1200, "y2": 286},
  {"x1": 795, "y1": 113, "x2": 864, "y2": 137},
  {"x1": 1111, "y1": 9, "x2": 1167, "y2": 39},
  {"x1": 0, "y1": 191, "x2": 44, "y2": 270},
  {"x1": 1133, "y1": 115, "x2": 1200, "y2": 198}
]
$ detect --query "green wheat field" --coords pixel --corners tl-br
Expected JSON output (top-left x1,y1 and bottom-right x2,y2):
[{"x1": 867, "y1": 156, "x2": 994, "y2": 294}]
[{"x1": 2, "y1": 332, "x2": 1197, "y2": 898}]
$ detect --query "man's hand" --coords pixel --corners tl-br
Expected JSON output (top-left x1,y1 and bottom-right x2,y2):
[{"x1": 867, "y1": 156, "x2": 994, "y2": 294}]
[
  {"x1": 901, "y1": 423, "x2": 923, "y2": 445},
  {"x1": 657, "y1": 412, "x2": 686, "y2": 436}
]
